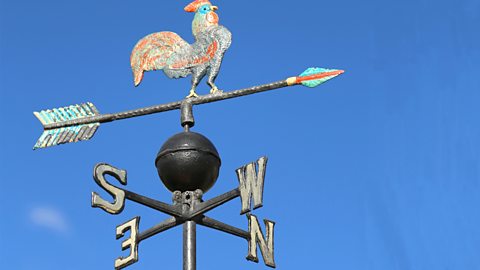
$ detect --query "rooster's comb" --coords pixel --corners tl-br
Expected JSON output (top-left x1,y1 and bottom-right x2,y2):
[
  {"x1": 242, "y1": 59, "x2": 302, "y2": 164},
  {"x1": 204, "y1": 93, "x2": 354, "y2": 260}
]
[{"x1": 184, "y1": 0, "x2": 212, "y2": 12}]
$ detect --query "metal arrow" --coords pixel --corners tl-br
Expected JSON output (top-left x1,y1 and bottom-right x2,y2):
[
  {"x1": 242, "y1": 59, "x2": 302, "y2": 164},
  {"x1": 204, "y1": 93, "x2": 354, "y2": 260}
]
[{"x1": 33, "y1": 67, "x2": 344, "y2": 149}]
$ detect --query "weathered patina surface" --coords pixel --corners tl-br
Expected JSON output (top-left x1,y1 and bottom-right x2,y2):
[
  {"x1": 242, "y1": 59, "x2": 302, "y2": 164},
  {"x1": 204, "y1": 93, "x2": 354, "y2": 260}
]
[{"x1": 130, "y1": 0, "x2": 232, "y2": 98}]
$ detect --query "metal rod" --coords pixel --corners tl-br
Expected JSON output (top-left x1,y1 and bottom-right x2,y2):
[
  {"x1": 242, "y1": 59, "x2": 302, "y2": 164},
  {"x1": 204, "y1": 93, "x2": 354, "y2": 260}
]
[
  {"x1": 189, "y1": 188, "x2": 240, "y2": 218},
  {"x1": 124, "y1": 190, "x2": 183, "y2": 218},
  {"x1": 198, "y1": 215, "x2": 250, "y2": 240},
  {"x1": 181, "y1": 100, "x2": 195, "y2": 129},
  {"x1": 138, "y1": 217, "x2": 180, "y2": 242},
  {"x1": 183, "y1": 221, "x2": 196, "y2": 270},
  {"x1": 43, "y1": 80, "x2": 289, "y2": 130}
]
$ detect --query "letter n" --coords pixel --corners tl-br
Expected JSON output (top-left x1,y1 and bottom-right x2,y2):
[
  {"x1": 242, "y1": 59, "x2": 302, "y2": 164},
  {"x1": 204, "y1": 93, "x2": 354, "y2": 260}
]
[
  {"x1": 236, "y1": 156, "x2": 268, "y2": 215},
  {"x1": 247, "y1": 214, "x2": 276, "y2": 268}
]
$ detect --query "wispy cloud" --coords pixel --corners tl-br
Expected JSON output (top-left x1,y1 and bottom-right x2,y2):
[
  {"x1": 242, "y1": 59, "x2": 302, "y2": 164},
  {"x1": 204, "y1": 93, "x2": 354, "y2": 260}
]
[{"x1": 29, "y1": 206, "x2": 70, "y2": 234}]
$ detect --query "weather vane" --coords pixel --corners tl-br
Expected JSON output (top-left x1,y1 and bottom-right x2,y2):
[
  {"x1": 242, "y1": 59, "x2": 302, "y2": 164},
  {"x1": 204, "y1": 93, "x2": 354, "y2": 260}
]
[{"x1": 33, "y1": 0, "x2": 344, "y2": 269}]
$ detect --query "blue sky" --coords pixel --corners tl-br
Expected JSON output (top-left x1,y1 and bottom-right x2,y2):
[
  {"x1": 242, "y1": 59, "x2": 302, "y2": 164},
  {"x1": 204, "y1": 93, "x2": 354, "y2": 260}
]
[{"x1": 1, "y1": 0, "x2": 479, "y2": 269}]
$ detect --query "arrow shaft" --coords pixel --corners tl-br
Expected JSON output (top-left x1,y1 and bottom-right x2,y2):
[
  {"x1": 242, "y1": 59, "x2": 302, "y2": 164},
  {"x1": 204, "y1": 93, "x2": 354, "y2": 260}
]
[
  {"x1": 43, "y1": 80, "x2": 289, "y2": 130},
  {"x1": 35, "y1": 67, "x2": 343, "y2": 149}
]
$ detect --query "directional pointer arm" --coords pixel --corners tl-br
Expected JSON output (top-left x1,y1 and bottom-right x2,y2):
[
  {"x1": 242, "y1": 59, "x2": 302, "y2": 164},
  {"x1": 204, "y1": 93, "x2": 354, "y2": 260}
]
[{"x1": 33, "y1": 68, "x2": 344, "y2": 149}]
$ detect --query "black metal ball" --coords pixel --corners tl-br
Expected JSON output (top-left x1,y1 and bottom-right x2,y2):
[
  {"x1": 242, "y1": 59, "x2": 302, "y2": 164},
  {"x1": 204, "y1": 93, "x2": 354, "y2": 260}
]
[{"x1": 155, "y1": 131, "x2": 221, "y2": 193}]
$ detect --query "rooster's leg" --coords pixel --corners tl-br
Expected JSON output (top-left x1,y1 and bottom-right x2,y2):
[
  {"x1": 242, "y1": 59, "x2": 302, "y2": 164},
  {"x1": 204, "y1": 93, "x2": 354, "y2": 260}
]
[
  {"x1": 186, "y1": 88, "x2": 199, "y2": 98},
  {"x1": 207, "y1": 60, "x2": 223, "y2": 95},
  {"x1": 186, "y1": 73, "x2": 202, "y2": 98},
  {"x1": 208, "y1": 83, "x2": 222, "y2": 94},
  {"x1": 207, "y1": 78, "x2": 223, "y2": 95}
]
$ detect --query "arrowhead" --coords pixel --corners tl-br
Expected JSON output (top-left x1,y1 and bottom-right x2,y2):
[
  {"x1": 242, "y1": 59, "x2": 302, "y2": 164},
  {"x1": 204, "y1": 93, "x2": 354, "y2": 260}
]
[{"x1": 298, "y1": 67, "x2": 345, "y2": 88}]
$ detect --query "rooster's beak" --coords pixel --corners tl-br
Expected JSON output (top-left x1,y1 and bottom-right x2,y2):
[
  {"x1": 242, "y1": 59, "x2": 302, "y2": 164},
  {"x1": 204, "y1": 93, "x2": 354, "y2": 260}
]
[{"x1": 211, "y1": 6, "x2": 218, "y2": 11}]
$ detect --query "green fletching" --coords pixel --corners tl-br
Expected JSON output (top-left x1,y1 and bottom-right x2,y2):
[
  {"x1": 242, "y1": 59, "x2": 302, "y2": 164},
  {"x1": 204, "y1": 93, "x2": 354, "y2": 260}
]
[
  {"x1": 34, "y1": 102, "x2": 99, "y2": 126},
  {"x1": 33, "y1": 102, "x2": 100, "y2": 149},
  {"x1": 33, "y1": 123, "x2": 100, "y2": 150}
]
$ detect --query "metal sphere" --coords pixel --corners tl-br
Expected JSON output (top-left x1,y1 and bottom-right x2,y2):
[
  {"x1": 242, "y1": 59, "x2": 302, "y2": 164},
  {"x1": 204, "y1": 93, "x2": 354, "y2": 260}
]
[{"x1": 155, "y1": 131, "x2": 221, "y2": 193}]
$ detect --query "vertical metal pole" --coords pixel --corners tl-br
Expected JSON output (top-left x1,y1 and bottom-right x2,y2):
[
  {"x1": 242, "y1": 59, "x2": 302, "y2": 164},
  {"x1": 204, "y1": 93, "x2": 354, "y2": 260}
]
[{"x1": 183, "y1": 221, "x2": 196, "y2": 270}]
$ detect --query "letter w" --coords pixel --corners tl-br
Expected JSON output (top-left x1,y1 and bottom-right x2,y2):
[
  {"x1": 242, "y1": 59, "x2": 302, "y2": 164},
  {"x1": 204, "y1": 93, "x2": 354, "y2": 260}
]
[{"x1": 236, "y1": 156, "x2": 268, "y2": 215}]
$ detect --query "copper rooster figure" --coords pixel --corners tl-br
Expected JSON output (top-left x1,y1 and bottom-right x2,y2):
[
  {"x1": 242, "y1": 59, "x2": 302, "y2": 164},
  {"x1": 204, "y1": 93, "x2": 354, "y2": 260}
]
[{"x1": 130, "y1": 0, "x2": 232, "y2": 98}]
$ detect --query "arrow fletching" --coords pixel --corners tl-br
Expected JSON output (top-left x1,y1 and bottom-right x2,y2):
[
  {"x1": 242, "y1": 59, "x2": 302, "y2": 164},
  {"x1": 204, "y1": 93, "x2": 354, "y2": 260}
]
[
  {"x1": 288, "y1": 67, "x2": 344, "y2": 88},
  {"x1": 33, "y1": 102, "x2": 100, "y2": 150}
]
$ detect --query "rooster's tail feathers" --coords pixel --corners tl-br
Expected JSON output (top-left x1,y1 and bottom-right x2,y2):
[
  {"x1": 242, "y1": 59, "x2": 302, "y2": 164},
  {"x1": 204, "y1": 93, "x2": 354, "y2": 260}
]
[
  {"x1": 130, "y1": 32, "x2": 189, "y2": 86},
  {"x1": 133, "y1": 70, "x2": 145, "y2": 87}
]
